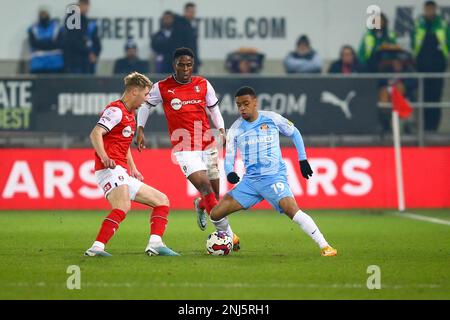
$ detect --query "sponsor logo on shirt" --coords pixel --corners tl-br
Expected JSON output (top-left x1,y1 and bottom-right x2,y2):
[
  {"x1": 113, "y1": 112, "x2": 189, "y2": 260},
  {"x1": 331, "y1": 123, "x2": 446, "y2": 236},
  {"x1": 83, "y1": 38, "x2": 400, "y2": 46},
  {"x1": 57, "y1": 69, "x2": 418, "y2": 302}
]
[
  {"x1": 122, "y1": 126, "x2": 133, "y2": 138},
  {"x1": 103, "y1": 182, "x2": 111, "y2": 192},
  {"x1": 171, "y1": 98, "x2": 182, "y2": 110},
  {"x1": 244, "y1": 135, "x2": 274, "y2": 145},
  {"x1": 170, "y1": 98, "x2": 203, "y2": 110}
]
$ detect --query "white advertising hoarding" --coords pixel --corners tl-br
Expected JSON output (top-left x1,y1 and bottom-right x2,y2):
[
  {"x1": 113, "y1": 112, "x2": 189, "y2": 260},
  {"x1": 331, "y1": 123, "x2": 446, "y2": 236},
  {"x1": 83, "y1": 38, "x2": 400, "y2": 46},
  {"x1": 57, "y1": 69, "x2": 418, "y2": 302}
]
[{"x1": 0, "y1": 0, "x2": 446, "y2": 61}]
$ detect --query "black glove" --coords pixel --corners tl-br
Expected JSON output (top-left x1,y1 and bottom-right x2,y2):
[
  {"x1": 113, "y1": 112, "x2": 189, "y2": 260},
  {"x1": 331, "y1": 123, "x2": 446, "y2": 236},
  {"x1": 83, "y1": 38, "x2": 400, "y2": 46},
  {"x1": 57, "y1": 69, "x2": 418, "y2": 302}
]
[
  {"x1": 227, "y1": 172, "x2": 240, "y2": 184},
  {"x1": 299, "y1": 160, "x2": 313, "y2": 179}
]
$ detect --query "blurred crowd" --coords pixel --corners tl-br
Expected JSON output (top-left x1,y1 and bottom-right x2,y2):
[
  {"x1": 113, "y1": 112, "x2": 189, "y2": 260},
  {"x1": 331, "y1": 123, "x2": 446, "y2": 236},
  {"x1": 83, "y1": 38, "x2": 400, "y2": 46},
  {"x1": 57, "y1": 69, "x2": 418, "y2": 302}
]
[
  {"x1": 27, "y1": 0, "x2": 449, "y2": 131},
  {"x1": 28, "y1": 0, "x2": 199, "y2": 75}
]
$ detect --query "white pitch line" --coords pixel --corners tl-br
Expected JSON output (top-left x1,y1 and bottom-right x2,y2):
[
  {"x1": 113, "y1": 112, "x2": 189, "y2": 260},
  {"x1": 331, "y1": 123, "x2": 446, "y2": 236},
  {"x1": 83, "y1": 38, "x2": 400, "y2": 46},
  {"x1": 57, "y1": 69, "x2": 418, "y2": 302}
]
[{"x1": 392, "y1": 212, "x2": 450, "y2": 226}]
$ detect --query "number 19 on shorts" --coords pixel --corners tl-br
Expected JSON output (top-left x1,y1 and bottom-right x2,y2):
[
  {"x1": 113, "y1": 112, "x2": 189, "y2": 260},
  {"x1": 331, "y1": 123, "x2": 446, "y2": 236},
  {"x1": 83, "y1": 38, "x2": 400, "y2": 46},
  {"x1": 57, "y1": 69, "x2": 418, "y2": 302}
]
[{"x1": 271, "y1": 182, "x2": 285, "y2": 194}]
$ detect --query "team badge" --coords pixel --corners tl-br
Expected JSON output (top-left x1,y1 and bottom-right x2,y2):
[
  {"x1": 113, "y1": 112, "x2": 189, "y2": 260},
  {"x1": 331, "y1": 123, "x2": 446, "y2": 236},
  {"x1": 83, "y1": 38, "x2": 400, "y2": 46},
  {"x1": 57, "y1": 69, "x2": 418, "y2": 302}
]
[
  {"x1": 194, "y1": 86, "x2": 200, "y2": 93},
  {"x1": 103, "y1": 182, "x2": 112, "y2": 192},
  {"x1": 260, "y1": 124, "x2": 268, "y2": 131},
  {"x1": 118, "y1": 176, "x2": 124, "y2": 182}
]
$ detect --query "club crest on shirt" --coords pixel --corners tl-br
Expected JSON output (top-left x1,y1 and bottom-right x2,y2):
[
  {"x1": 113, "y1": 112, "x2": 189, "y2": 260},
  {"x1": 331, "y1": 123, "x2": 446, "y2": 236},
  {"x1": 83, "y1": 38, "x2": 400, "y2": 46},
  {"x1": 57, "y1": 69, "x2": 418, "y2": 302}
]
[
  {"x1": 118, "y1": 176, "x2": 124, "y2": 181},
  {"x1": 194, "y1": 85, "x2": 200, "y2": 93},
  {"x1": 260, "y1": 124, "x2": 268, "y2": 131}
]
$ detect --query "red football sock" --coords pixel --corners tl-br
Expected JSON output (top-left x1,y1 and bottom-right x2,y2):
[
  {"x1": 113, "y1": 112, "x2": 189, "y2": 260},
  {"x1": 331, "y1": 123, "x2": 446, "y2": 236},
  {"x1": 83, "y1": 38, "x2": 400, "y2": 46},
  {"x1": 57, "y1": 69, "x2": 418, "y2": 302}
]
[
  {"x1": 203, "y1": 192, "x2": 218, "y2": 215},
  {"x1": 95, "y1": 209, "x2": 126, "y2": 245},
  {"x1": 150, "y1": 205, "x2": 169, "y2": 237}
]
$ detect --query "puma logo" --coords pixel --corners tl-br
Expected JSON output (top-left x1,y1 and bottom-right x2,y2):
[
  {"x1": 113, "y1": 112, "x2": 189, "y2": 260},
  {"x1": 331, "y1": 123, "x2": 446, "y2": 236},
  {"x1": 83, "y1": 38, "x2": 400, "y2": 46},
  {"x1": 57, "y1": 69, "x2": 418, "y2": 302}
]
[
  {"x1": 168, "y1": 89, "x2": 175, "y2": 94},
  {"x1": 320, "y1": 91, "x2": 356, "y2": 119}
]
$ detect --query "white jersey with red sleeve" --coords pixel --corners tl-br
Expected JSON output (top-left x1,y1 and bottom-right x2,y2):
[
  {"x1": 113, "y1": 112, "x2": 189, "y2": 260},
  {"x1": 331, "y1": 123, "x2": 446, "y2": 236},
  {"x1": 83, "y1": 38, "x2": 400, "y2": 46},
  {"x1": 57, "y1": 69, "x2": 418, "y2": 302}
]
[
  {"x1": 95, "y1": 100, "x2": 136, "y2": 171},
  {"x1": 138, "y1": 75, "x2": 224, "y2": 151}
]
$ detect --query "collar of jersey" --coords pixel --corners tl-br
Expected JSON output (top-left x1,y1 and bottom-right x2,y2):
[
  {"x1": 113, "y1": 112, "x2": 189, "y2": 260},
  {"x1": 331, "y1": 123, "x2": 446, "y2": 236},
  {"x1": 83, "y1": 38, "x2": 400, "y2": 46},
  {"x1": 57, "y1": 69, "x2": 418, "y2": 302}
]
[
  {"x1": 172, "y1": 74, "x2": 192, "y2": 85},
  {"x1": 243, "y1": 112, "x2": 262, "y2": 127}
]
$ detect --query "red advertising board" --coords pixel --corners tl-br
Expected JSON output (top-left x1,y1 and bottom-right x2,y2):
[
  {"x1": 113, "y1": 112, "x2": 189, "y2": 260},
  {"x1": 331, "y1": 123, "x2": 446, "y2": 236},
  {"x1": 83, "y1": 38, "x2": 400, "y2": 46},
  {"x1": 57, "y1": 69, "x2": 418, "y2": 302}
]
[{"x1": 0, "y1": 148, "x2": 449, "y2": 210}]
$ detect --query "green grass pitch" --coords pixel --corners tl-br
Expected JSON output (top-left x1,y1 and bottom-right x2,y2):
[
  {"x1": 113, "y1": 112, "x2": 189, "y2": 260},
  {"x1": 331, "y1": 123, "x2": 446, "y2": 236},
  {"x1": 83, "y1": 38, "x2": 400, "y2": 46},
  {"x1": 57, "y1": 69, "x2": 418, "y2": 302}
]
[{"x1": 0, "y1": 209, "x2": 449, "y2": 300}]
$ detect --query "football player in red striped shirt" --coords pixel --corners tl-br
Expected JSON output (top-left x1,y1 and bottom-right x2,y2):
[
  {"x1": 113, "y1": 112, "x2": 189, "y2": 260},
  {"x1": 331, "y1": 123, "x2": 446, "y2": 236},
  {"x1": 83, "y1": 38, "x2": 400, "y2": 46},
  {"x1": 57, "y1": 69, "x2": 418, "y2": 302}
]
[
  {"x1": 137, "y1": 48, "x2": 240, "y2": 250},
  {"x1": 85, "y1": 72, "x2": 179, "y2": 257}
]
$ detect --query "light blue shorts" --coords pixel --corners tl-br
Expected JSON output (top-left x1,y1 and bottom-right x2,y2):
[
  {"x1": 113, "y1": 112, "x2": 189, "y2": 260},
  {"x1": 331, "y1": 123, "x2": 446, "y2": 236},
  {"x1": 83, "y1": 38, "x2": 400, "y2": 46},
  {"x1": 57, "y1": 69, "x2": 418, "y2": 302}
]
[{"x1": 228, "y1": 174, "x2": 294, "y2": 213}]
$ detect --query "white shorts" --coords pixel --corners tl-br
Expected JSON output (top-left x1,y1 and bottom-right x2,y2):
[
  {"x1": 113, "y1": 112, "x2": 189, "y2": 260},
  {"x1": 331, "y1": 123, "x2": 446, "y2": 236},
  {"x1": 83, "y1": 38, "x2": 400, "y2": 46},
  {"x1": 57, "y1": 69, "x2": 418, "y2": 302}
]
[
  {"x1": 174, "y1": 148, "x2": 220, "y2": 180},
  {"x1": 95, "y1": 165, "x2": 144, "y2": 200}
]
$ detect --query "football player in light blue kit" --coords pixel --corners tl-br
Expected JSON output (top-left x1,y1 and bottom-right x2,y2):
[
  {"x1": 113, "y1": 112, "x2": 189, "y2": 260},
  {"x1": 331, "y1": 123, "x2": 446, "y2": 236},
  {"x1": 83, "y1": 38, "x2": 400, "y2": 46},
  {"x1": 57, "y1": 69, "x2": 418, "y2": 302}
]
[{"x1": 210, "y1": 86, "x2": 337, "y2": 256}]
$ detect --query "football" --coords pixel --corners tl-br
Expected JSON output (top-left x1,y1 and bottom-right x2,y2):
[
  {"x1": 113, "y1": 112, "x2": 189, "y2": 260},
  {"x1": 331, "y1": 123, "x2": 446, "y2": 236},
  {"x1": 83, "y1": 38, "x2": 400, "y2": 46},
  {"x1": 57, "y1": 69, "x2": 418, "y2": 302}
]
[{"x1": 206, "y1": 231, "x2": 233, "y2": 256}]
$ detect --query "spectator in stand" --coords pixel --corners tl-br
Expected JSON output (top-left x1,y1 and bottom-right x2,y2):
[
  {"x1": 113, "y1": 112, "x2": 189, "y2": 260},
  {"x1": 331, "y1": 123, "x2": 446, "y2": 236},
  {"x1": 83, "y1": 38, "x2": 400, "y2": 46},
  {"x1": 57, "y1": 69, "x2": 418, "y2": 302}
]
[
  {"x1": 284, "y1": 35, "x2": 322, "y2": 73},
  {"x1": 358, "y1": 13, "x2": 398, "y2": 72},
  {"x1": 225, "y1": 48, "x2": 265, "y2": 74},
  {"x1": 27, "y1": 7, "x2": 64, "y2": 74},
  {"x1": 63, "y1": 0, "x2": 101, "y2": 74},
  {"x1": 174, "y1": 3, "x2": 201, "y2": 73},
  {"x1": 151, "y1": 11, "x2": 177, "y2": 74},
  {"x1": 411, "y1": 0, "x2": 450, "y2": 131},
  {"x1": 113, "y1": 39, "x2": 150, "y2": 75},
  {"x1": 328, "y1": 45, "x2": 365, "y2": 74}
]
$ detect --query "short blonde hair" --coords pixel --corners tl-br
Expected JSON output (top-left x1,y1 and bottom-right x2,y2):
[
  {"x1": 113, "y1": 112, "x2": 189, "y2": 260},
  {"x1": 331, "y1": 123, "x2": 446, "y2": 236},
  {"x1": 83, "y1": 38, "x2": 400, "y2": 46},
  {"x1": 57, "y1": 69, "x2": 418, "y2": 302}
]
[{"x1": 124, "y1": 72, "x2": 153, "y2": 90}]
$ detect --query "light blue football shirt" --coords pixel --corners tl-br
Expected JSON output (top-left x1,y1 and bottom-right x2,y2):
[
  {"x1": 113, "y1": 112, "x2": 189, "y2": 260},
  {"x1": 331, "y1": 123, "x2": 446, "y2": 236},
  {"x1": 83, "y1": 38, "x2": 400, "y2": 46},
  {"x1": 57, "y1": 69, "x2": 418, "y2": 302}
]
[{"x1": 225, "y1": 111, "x2": 307, "y2": 178}]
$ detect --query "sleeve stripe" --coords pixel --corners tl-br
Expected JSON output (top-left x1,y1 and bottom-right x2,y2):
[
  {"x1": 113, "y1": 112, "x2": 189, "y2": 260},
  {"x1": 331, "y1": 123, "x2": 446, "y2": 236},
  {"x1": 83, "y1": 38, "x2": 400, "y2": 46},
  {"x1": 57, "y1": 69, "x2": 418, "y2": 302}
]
[
  {"x1": 96, "y1": 123, "x2": 110, "y2": 132},
  {"x1": 206, "y1": 100, "x2": 219, "y2": 108},
  {"x1": 145, "y1": 101, "x2": 156, "y2": 107}
]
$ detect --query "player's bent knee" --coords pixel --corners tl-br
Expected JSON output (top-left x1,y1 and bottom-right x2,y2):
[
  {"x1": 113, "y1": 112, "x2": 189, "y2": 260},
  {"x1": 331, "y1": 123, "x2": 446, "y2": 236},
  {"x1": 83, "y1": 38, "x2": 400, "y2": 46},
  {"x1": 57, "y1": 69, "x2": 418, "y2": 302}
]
[{"x1": 157, "y1": 193, "x2": 170, "y2": 207}]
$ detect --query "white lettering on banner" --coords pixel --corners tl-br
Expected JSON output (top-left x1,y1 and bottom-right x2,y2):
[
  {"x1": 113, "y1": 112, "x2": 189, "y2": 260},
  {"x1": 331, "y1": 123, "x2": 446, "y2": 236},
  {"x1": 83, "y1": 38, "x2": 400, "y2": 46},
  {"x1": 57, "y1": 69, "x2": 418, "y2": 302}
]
[
  {"x1": 79, "y1": 160, "x2": 104, "y2": 199},
  {"x1": 44, "y1": 161, "x2": 74, "y2": 198},
  {"x1": 1, "y1": 1, "x2": 450, "y2": 61},
  {"x1": 0, "y1": 81, "x2": 32, "y2": 108},
  {"x1": 2, "y1": 161, "x2": 39, "y2": 198},
  {"x1": 342, "y1": 157, "x2": 372, "y2": 196},
  {"x1": 187, "y1": 157, "x2": 373, "y2": 197},
  {"x1": 58, "y1": 93, "x2": 121, "y2": 115},
  {"x1": 220, "y1": 93, "x2": 307, "y2": 116},
  {"x1": 308, "y1": 159, "x2": 338, "y2": 196},
  {"x1": 1, "y1": 160, "x2": 103, "y2": 200}
]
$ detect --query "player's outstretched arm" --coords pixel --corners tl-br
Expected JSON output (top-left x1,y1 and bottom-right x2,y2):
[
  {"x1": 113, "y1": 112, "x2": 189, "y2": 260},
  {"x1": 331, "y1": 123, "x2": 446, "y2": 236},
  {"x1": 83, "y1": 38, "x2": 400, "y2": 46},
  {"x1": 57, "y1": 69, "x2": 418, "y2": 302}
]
[
  {"x1": 127, "y1": 147, "x2": 144, "y2": 181},
  {"x1": 136, "y1": 83, "x2": 162, "y2": 152},
  {"x1": 136, "y1": 107, "x2": 150, "y2": 152},
  {"x1": 136, "y1": 125, "x2": 146, "y2": 152},
  {"x1": 271, "y1": 112, "x2": 313, "y2": 180},
  {"x1": 208, "y1": 105, "x2": 226, "y2": 146},
  {"x1": 90, "y1": 125, "x2": 116, "y2": 169},
  {"x1": 290, "y1": 127, "x2": 313, "y2": 179}
]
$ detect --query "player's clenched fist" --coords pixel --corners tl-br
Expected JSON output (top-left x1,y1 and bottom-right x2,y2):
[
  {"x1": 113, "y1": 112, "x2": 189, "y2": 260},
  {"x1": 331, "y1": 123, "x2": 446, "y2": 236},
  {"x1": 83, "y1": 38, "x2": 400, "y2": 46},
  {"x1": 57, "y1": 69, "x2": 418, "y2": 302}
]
[
  {"x1": 130, "y1": 168, "x2": 144, "y2": 181},
  {"x1": 101, "y1": 155, "x2": 116, "y2": 169},
  {"x1": 299, "y1": 160, "x2": 313, "y2": 179},
  {"x1": 136, "y1": 127, "x2": 146, "y2": 152},
  {"x1": 227, "y1": 172, "x2": 240, "y2": 184}
]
